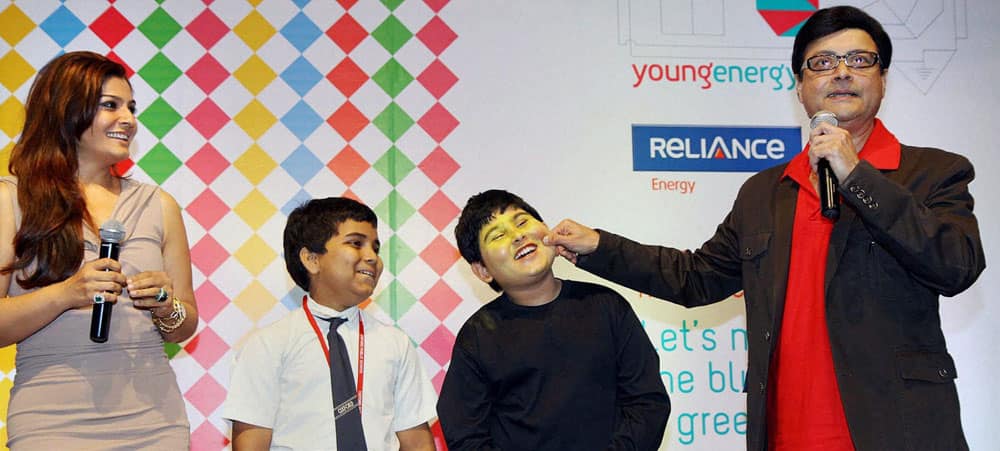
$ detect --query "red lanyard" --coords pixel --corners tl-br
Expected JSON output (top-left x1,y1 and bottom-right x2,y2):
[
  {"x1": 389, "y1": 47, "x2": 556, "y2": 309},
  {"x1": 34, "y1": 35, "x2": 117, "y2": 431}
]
[{"x1": 302, "y1": 296, "x2": 365, "y2": 409}]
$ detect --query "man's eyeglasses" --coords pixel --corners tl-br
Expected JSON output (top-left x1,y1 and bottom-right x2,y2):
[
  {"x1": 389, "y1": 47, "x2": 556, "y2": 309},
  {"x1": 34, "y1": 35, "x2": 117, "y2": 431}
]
[{"x1": 803, "y1": 51, "x2": 880, "y2": 72}]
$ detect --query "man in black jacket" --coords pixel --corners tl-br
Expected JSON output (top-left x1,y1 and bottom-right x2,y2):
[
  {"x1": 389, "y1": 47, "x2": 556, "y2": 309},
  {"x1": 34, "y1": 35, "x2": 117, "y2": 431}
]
[{"x1": 546, "y1": 6, "x2": 984, "y2": 450}]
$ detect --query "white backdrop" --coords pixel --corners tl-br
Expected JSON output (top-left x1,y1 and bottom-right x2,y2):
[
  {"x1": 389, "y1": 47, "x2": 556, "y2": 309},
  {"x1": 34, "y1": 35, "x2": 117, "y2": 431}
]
[{"x1": 444, "y1": 1, "x2": 999, "y2": 449}]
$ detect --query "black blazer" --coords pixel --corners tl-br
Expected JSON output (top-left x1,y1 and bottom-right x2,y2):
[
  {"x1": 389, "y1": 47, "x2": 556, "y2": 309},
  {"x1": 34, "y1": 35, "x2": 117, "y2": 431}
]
[{"x1": 579, "y1": 143, "x2": 985, "y2": 450}]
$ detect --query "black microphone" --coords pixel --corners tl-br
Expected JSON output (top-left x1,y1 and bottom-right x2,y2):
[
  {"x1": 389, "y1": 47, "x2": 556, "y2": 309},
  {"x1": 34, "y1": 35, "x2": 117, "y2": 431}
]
[
  {"x1": 810, "y1": 111, "x2": 840, "y2": 220},
  {"x1": 90, "y1": 219, "x2": 125, "y2": 343}
]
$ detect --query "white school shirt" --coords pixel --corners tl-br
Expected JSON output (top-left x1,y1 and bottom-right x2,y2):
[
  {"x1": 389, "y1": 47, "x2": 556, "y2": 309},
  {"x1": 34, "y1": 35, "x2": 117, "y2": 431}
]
[{"x1": 223, "y1": 297, "x2": 437, "y2": 450}]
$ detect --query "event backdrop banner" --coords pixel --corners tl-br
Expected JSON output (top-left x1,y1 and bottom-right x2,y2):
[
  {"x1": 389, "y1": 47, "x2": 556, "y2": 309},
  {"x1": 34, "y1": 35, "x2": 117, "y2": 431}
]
[{"x1": 1, "y1": 1, "x2": 997, "y2": 450}]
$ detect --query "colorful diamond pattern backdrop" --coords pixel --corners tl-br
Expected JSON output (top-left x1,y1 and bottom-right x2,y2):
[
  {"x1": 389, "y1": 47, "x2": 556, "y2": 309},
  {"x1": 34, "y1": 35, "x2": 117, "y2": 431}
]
[{"x1": 0, "y1": 1, "x2": 461, "y2": 449}]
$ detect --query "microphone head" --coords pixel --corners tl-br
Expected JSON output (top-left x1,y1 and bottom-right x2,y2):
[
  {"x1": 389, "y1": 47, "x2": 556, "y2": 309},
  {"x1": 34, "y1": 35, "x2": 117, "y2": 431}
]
[
  {"x1": 99, "y1": 219, "x2": 126, "y2": 243},
  {"x1": 810, "y1": 111, "x2": 839, "y2": 129}
]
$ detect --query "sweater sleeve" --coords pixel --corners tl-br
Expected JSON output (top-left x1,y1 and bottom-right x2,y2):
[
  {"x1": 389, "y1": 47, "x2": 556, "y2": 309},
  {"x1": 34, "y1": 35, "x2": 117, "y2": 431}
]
[
  {"x1": 607, "y1": 293, "x2": 671, "y2": 450},
  {"x1": 436, "y1": 322, "x2": 500, "y2": 451}
]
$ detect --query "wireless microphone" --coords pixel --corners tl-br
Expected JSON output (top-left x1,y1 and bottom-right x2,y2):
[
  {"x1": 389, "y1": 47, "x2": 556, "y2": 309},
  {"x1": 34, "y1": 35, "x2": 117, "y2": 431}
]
[
  {"x1": 810, "y1": 111, "x2": 840, "y2": 220},
  {"x1": 90, "y1": 219, "x2": 125, "y2": 343}
]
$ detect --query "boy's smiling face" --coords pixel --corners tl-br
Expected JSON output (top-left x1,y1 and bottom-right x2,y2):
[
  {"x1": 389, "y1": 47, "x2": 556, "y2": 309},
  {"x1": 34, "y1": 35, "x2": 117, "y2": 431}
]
[
  {"x1": 300, "y1": 219, "x2": 383, "y2": 311},
  {"x1": 471, "y1": 207, "x2": 557, "y2": 291}
]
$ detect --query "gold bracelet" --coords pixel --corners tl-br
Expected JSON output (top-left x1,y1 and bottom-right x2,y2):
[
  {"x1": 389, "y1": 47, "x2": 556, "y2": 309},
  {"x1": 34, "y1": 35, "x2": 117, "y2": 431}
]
[{"x1": 152, "y1": 298, "x2": 187, "y2": 334}]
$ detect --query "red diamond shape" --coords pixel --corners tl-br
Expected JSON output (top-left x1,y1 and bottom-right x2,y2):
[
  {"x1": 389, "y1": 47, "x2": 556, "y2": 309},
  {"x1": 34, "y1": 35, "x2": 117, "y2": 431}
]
[
  {"x1": 191, "y1": 235, "x2": 229, "y2": 276},
  {"x1": 191, "y1": 421, "x2": 230, "y2": 451},
  {"x1": 106, "y1": 51, "x2": 135, "y2": 78},
  {"x1": 338, "y1": 0, "x2": 359, "y2": 9},
  {"x1": 417, "y1": 59, "x2": 457, "y2": 99},
  {"x1": 421, "y1": 325, "x2": 455, "y2": 366},
  {"x1": 341, "y1": 188, "x2": 361, "y2": 203},
  {"x1": 195, "y1": 280, "x2": 228, "y2": 322},
  {"x1": 187, "y1": 9, "x2": 228, "y2": 50},
  {"x1": 187, "y1": 189, "x2": 229, "y2": 230},
  {"x1": 432, "y1": 368, "x2": 447, "y2": 394},
  {"x1": 187, "y1": 99, "x2": 230, "y2": 139},
  {"x1": 184, "y1": 327, "x2": 229, "y2": 370},
  {"x1": 187, "y1": 143, "x2": 229, "y2": 184},
  {"x1": 328, "y1": 102, "x2": 368, "y2": 141},
  {"x1": 327, "y1": 57, "x2": 368, "y2": 97},
  {"x1": 184, "y1": 373, "x2": 227, "y2": 416},
  {"x1": 418, "y1": 147, "x2": 459, "y2": 187},
  {"x1": 418, "y1": 103, "x2": 458, "y2": 142},
  {"x1": 420, "y1": 235, "x2": 460, "y2": 276},
  {"x1": 90, "y1": 7, "x2": 135, "y2": 48},
  {"x1": 421, "y1": 279, "x2": 462, "y2": 320},
  {"x1": 327, "y1": 14, "x2": 367, "y2": 53},
  {"x1": 113, "y1": 159, "x2": 135, "y2": 176},
  {"x1": 327, "y1": 145, "x2": 370, "y2": 186},
  {"x1": 423, "y1": 0, "x2": 450, "y2": 13},
  {"x1": 416, "y1": 16, "x2": 456, "y2": 56},
  {"x1": 420, "y1": 190, "x2": 459, "y2": 231},
  {"x1": 187, "y1": 54, "x2": 229, "y2": 94}
]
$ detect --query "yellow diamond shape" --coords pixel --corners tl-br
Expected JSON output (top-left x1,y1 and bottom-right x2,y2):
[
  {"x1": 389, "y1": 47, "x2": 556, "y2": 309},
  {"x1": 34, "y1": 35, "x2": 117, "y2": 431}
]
[
  {"x1": 0, "y1": 344, "x2": 15, "y2": 373},
  {"x1": 232, "y1": 54, "x2": 276, "y2": 95},
  {"x1": 233, "y1": 144, "x2": 277, "y2": 185},
  {"x1": 233, "y1": 189, "x2": 277, "y2": 230},
  {"x1": 0, "y1": 142, "x2": 13, "y2": 176},
  {"x1": 233, "y1": 99, "x2": 276, "y2": 140},
  {"x1": 231, "y1": 280, "x2": 277, "y2": 322},
  {"x1": 0, "y1": 96, "x2": 25, "y2": 138},
  {"x1": 0, "y1": 5, "x2": 35, "y2": 46},
  {"x1": 233, "y1": 233, "x2": 277, "y2": 276},
  {"x1": 0, "y1": 51, "x2": 36, "y2": 92},
  {"x1": 233, "y1": 10, "x2": 275, "y2": 51}
]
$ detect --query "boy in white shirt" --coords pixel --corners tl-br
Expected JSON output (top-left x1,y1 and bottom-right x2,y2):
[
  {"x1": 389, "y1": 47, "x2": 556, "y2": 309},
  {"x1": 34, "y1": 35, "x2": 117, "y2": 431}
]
[{"x1": 223, "y1": 197, "x2": 437, "y2": 450}]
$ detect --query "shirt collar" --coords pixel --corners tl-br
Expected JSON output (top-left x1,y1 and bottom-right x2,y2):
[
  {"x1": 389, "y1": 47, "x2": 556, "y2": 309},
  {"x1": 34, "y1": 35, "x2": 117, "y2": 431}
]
[
  {"x1": 783, "y1": 118, "x2": 900, "y2": 186},
  {"x1": 305, "y1": 295, "x2": 359, "y2": 323}
]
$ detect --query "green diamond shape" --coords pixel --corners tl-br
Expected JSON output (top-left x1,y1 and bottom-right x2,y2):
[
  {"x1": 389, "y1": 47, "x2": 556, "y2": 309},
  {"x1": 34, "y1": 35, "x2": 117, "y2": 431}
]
[
  {"x1": 380, "y1": 0, "x2": 405, "y2": 11},
  {"x1": 384, "y1": 234, "x2": 417, "y2": 275},
  {"x1": 375, "y1": 279, "x2": 417, "y2": 321},
  {"x1": 371, "y1": 15, "x2": 412, "y2": 54},
  {"x1": 371, "y1": 58, "x2": 413, "y2": 98},
  {"x1": 137, "y1": 52, "x2": 182, "y2": 93},
  {"x1": 374, "y1": 189, "x2": 416, "y2": 231},
  {"x1": 138, "y1": 97, "x2": 182, "y2": 139},
  {"x1": 164, "y1": 342, "x2": 181, "y2": 358},
  {"x1": 372, "y1": 102, "x2": 413, "y2": 142},
  {"x1": 138, "y1": 142, "x2": 183, "y2": 184},
  {"x1": 138, "y1": 7, "x2": 182, "y2": 48},
  {"x1": 372, "y1": 146, "x2": 415, "y2": 186}
]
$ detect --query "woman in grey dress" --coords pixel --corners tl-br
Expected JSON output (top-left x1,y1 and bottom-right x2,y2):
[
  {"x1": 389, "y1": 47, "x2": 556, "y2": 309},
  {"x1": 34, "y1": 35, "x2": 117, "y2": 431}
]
[{"x1": 0, "y1": 51, "x2": 199, "y2": 449}]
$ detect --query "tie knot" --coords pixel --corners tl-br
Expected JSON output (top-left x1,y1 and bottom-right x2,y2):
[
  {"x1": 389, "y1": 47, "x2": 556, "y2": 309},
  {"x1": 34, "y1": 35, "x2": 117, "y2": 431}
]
[{"x1": 325, "y1": 317, "x2": 348, "y2": 330}]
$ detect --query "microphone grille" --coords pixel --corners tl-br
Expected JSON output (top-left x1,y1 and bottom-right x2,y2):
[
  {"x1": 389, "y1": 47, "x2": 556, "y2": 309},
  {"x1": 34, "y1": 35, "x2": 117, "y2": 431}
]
[
  {"x1": 99, "y1": 219, "x2": 126, "y2": 243},
  {"x1": 810, "y1": 111, "x2": 839, "y2": 129}
]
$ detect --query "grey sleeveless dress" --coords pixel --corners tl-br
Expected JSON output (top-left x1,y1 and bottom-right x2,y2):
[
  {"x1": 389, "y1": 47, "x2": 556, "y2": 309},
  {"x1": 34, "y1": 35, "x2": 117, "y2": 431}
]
[{"x1": 2, "y1": 177, "x2": 190, "y2": 450}]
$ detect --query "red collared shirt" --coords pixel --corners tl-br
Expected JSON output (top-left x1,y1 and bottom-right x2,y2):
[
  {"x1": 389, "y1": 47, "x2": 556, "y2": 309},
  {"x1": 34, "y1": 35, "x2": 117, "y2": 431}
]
[{"x1": 768, "y1": 120, "x2": 900, "y2": 450}]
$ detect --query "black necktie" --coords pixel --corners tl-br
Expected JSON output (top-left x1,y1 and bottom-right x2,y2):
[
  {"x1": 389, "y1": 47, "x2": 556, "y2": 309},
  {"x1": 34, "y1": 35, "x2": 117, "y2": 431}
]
[{"x1": 323, "y1": 317, "x2": 367, "y2": 450}]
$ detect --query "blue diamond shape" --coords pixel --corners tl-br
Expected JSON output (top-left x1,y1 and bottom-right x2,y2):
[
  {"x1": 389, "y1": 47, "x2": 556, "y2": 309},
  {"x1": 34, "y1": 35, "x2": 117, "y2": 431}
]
[
  {"x1": 281, "y1": 189, "x2": 315, "y2": 217},
  {"x1": 281, "y1": 100, "x2": 324, "y2": 140},
  {"x1": 281, "y1": 145, "x2": 324, "y2": 185},
  {"x1": 280, "y1": 288, "x2": 307, "y2": 310},
  {"x1": 280, "y1": 12, "x2": 322, "y2": 52},
  {"x1": 280, "y1": 57, "x2": 323, "y2": 97},
  {"x1": 40, "y1": 6, "x2": 87, "y2": 47}
]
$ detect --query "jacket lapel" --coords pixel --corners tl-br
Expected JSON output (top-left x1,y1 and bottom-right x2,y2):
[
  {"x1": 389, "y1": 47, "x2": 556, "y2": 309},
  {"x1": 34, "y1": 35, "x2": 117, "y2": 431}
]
[{"x1": 769, "y1": 178, "x2": 797, "y2": 332}]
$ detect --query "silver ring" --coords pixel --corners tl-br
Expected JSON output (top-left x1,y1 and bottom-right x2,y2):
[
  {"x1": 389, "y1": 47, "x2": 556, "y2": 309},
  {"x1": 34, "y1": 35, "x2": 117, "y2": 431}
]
[
  {"x1": 155, "y1": 287, "x2": 169, "y2": 303},
  {"x1": 93, "y1": 293, "x2": 106, "y2": 304}
]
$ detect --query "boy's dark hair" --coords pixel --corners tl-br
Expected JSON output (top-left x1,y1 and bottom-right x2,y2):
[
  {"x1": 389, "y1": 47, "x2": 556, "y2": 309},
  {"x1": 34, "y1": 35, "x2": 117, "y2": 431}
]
[
  {"x1": 792, "y1": 5, "x2": 892, "y2": 78},
  {"x1": 455, "y1": 190, "x2": 543, "y2": 291},
  {"x1": 283, "y1": 197, "x2": 378, "y2": 291}
]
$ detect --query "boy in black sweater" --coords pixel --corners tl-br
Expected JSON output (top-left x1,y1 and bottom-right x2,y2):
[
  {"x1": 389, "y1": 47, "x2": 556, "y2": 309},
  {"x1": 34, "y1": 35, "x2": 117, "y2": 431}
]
[{"x1": 437, "y1": 190, "x2": 670, "y2": 450}]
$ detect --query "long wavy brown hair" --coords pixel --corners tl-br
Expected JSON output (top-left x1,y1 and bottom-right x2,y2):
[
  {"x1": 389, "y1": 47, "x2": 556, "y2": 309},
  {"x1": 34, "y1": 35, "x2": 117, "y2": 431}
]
[{"x1": 2, "y1": 51, "x2": 129, "y2": 289}]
